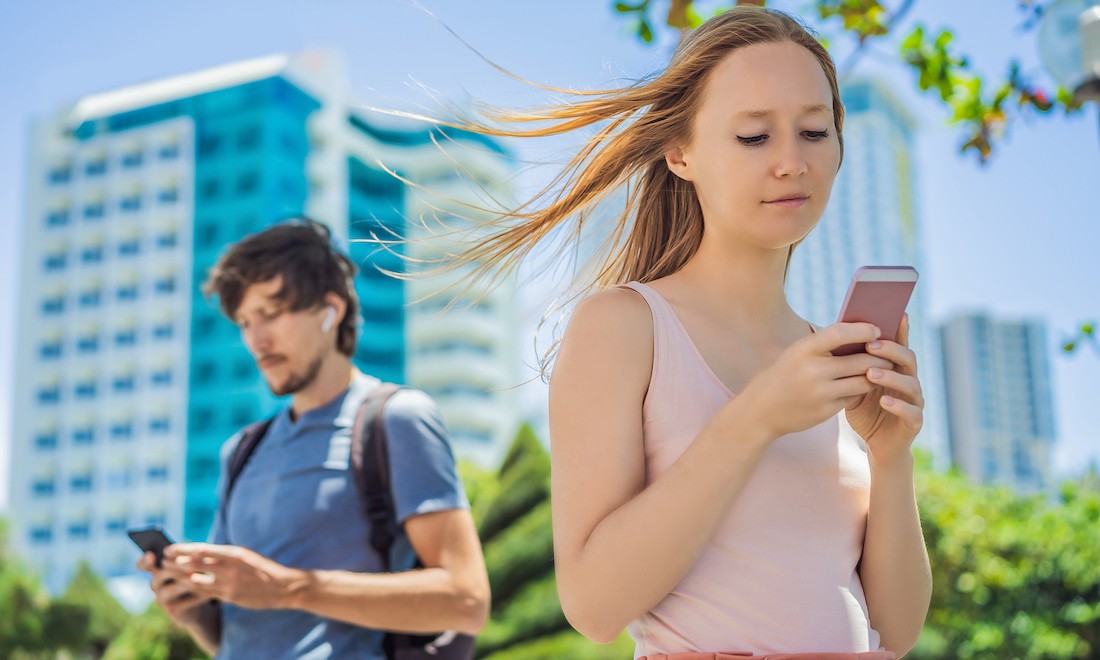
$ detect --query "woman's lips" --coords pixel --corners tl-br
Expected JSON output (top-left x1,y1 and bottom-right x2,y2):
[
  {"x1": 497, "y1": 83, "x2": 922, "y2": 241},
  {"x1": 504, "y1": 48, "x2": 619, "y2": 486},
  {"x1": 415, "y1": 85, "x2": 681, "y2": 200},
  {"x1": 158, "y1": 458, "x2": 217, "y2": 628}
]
[{"x1": 763, "y1": 196, "x2": 808, "y2": 208}]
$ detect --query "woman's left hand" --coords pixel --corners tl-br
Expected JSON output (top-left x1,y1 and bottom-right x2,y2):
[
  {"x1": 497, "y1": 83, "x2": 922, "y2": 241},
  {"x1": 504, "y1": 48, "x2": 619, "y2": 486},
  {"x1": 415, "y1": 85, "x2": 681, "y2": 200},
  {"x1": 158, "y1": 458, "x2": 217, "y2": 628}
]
[{"x1": 844, "y1": 313, "x2": 925, "y2": 467}]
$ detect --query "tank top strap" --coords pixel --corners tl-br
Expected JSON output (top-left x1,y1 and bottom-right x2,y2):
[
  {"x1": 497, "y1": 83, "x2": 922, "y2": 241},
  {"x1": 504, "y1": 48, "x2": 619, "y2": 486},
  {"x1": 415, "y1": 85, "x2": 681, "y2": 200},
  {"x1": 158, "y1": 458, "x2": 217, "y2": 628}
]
[{"x1": 617, "y1": 281, "x2": 690, "y2": 352}]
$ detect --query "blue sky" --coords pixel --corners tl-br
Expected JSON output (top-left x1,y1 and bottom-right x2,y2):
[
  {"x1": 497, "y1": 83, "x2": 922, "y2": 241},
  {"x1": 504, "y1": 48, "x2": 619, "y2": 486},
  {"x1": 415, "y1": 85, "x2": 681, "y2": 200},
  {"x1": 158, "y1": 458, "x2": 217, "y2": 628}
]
[{"x1": 1, "y1": 0, "x2": 1098, "y2": 509}]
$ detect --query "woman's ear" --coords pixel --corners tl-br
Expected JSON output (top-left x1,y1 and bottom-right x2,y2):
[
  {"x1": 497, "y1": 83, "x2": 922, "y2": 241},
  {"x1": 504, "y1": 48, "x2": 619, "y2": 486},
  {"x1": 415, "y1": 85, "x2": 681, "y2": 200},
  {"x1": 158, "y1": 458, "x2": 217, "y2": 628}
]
[{"x1": 665, "y1": 144, "x2": 694, "y2": 181}]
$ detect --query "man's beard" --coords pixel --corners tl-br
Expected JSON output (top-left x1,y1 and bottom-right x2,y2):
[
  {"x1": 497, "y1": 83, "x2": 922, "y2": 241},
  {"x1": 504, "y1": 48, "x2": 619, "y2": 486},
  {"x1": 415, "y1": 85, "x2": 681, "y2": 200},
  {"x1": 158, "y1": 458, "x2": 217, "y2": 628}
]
[{"x1": 269, "y1": 354, "x2": 324, "y2": 396}]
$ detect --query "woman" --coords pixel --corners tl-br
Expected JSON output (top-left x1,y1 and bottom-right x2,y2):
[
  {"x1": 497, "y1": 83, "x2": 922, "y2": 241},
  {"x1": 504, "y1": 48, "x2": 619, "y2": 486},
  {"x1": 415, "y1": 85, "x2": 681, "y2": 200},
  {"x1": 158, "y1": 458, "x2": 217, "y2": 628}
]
[{"x1": 440, "y1": 6, "x2": 932, "y2": 658}]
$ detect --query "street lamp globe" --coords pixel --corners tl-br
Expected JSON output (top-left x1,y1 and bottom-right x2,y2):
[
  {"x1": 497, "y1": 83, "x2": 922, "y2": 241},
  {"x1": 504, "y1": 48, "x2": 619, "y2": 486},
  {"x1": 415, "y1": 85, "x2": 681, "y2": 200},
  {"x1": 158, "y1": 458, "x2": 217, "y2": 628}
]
[{"x1": 1038, "y1": 0, "x2": 1100, "y2": 101}]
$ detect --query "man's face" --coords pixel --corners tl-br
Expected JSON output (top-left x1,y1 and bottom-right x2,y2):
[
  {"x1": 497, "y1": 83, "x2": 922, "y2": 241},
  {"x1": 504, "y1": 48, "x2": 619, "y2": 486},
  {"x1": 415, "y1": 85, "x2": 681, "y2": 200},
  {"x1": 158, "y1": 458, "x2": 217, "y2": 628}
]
[{"x1": 234, "y1": 276, "x2": 331, "y2": 397}]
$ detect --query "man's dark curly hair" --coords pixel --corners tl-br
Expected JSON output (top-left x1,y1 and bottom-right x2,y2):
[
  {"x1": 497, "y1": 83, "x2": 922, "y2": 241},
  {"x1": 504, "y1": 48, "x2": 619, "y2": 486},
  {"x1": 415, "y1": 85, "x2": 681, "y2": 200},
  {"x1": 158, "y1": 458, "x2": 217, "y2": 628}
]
[{"x1": 202, "y1": 217, "x2": 359, "y2": 357}]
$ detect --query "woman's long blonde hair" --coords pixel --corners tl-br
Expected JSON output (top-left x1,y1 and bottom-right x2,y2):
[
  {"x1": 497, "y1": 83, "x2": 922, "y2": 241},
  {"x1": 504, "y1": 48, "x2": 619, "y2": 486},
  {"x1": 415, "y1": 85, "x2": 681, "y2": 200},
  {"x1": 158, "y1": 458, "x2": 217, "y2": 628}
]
[{"x1": 411, "y1": 6, "x2": 844, "y2": 372}]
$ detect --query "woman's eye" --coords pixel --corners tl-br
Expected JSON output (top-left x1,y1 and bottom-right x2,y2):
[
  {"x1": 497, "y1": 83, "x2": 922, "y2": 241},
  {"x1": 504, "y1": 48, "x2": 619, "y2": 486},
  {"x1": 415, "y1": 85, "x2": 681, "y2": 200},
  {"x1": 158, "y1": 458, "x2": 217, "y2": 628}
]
[
  {"x1": 804, "y1": 130, "x2": 830, "y2": 140},
  {"x1": 736, "y1": 134, "x2": 768, "y2": 146}
]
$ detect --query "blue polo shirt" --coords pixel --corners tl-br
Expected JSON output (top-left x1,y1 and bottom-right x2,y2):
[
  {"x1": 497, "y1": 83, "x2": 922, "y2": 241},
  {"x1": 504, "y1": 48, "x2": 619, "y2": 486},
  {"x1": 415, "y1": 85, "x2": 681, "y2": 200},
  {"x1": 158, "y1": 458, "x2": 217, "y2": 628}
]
[{"x1": 208, "y1": 373, "x2": 468, "y2": 660}]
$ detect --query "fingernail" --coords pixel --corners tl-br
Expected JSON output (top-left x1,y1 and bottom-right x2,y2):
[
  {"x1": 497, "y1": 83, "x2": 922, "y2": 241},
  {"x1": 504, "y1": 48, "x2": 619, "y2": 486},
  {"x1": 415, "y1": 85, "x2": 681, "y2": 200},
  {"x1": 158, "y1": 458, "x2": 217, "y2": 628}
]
[
  {"x1": 873, "y1": 326, "x2": 882, "y2": 339},
  {"x1": 882, "y1": 396, "x2": 895, "y2": 406},
  {"x1": 868, "y1": 341, "x2": 882, "y2": 350},
  {"x1": 869, "y1": 368, "x2": 884, "y2": 379}
]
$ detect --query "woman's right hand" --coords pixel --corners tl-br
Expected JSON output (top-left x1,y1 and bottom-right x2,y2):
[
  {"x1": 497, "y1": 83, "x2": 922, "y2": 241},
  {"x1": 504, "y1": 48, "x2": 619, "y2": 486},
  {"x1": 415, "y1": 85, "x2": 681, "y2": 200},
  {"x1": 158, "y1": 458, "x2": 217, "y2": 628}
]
[{"x1": 737, "y1": 322, "x2": 897, "y2": 439}]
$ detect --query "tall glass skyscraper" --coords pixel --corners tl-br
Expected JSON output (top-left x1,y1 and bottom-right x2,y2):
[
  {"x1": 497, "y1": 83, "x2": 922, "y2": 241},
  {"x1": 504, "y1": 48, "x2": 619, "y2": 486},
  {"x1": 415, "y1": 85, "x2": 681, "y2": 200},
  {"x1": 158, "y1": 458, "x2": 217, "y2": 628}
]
[
  {"x1": 10, "y1": 52, "x2": 520, "y2": 596},
  {"x1": 940, "y1": 312, "x2": 1057, "y2": 492},
  {"x1": 786, "y1": 78, "x2": 948, "y2": 461}
]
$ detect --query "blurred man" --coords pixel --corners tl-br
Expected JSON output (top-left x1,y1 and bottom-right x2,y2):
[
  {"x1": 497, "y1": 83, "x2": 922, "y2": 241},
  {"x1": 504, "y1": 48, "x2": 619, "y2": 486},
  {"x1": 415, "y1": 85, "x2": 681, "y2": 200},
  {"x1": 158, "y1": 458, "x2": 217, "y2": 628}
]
[{"x1": 138, "y1": 218, "x2": 488, "y2": 659}]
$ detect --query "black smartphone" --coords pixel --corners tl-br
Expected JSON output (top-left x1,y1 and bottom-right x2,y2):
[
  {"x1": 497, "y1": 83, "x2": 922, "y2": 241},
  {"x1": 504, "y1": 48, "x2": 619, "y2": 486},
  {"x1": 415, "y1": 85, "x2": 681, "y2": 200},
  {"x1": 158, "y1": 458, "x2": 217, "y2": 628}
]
[{"x1": 128, "y1": 526, "x2": 175, "y2": 568}]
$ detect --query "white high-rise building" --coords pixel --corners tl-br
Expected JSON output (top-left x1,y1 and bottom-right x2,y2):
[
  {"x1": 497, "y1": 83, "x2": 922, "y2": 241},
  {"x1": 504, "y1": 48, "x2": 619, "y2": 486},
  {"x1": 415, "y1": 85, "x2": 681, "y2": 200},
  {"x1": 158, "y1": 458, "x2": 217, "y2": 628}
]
[
  {"x1": 10, "y1": 52, "x2": 520, "y2": 596},
  {"x1": 939, "y1": 312, "x2": 1057, "y2": 492},
  {"x1": 786, "y1": 78, "x2": 948, "y2": 461}
]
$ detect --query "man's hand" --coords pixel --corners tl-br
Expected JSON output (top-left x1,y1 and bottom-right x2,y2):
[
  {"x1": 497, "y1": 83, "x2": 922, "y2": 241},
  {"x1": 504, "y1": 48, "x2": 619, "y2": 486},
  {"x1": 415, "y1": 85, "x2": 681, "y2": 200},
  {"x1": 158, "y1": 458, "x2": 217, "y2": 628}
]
[
  {"x1": 164, "y1": 543, "x2": 307, "y2": 611},
  {"x1": 137, "y1": 550, "x2": 212, "y2": 627}
]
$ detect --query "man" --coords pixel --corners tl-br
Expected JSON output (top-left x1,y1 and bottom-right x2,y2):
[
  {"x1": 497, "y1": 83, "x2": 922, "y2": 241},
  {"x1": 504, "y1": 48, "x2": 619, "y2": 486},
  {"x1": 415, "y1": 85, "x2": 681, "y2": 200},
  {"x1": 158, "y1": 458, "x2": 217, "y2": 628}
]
[{"x1": 138, "y1": 219, "x2": 489, "y2": 658}]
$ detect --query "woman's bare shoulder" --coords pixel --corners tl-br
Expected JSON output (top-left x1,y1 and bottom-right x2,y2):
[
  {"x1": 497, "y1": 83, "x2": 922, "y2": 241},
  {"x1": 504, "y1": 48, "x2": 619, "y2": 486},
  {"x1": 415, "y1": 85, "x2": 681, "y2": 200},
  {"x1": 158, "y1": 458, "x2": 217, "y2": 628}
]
[
  {"x1": 554, "y1": 286, "x2": 654, "y2": 383},
  {"x1": 566, "y1": 286, "x2": 653, "y2": 342}
]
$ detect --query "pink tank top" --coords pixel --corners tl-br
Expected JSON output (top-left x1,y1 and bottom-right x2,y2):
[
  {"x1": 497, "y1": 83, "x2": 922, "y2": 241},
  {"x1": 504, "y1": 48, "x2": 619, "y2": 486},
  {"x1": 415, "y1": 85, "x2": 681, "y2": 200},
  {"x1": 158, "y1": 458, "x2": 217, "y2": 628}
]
[{"x1": 621, "y1": 282, "x2": 882, "y2": 657}]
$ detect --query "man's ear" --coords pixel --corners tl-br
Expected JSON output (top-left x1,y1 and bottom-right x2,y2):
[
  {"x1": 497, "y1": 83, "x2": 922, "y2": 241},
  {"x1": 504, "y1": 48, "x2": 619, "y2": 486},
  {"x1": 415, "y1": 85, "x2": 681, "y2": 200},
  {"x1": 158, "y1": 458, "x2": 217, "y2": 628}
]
[
  {"x1": 322, "y1": 293, "x2": 347, "y2": 327},
  {"x1": 665, "y1": 144, "x2": 693, "y2": 181}
]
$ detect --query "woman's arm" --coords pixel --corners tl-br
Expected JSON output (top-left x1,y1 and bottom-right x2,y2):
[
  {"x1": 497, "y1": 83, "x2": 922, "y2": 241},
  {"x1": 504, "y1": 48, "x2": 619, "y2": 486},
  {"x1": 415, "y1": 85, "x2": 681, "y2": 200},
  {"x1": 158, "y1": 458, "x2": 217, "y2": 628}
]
[
  {"x1": 860, "y1": 456, "x2": 933, "y2": 655},
  {"x1": 847, "y1": 315, "x2": 933, "y2": 654}
]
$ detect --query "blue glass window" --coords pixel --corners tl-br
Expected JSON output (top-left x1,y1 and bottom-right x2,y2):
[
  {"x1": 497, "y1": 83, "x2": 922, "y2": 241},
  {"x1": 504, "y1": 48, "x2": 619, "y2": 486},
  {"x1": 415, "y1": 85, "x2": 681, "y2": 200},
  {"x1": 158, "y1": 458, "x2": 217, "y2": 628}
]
[
  {"x1": 238, "y1": 126, "x2": 261, "y2": 151},
  {"x1": 67, "y1": 521, "x2": 91, "y2": 537},
  {"x1": 237, "y1": 171, "x2": 259, "y2": 194},
  {"x1": 149, "y1": 417, "x2": 170, "y2": 434},
  {"x1": 190, "y1": 408, "x2": 215, "y2": 431},
  {"x1": 73, "y1": 427, "x2": 95, "y2": 444},
  {"x1": 154, "y1": 277, "x2": 175, "y2": 294},
  {"x1": 70, "y1": 475, "x2": 93, "y2": 493},
  {"x1": 77, "y1": 335, "x2": 99, "y2": 353},
  {"x1": 37, "y1": 387, "x2": 61, "y2": 404},
  {"x1": 118, "y1": 239, "x2": 140, "y2": 256},
  {"x1": 49, "y1": 167, "x2": 71, "y2": 184},
  {"x1": 85, "y1": 160, "x2": 107, "y2": 176},
  {"x1": 30, "y1": 527, "x2": 53, "y2": 543},
  {"x1": 194, "y1": 315, "x2": 217, "y2": 338},
  {"x1": 44, "y1": 253, "x2": 67, "y2": 271},
  {"x1": 198, "y1": 134, "x2": 221, "y2": 156},
  {"x1": 114, "y1": 329, "x2": 137, "y2": 347},
  {"x1": 83, "y1": 203, "x2": 105, "y2": 219},
  {"x1": 81, "y1": 246, "x2": 103, "y2": 263},
  {"x1": 117, "y1": 284, "x2": 139, "y2": 301},
  {"x1": 112, "y1": 375, "x2": 135, "y2": 392},
  {"x1": 153, "y1": 323, "x2": 174, "y2": 340},
  {"x1": 194, "y1": 361, "x2": 216, "y2": 383},
  {"x1": 151, "y1": 370, "x2": 172, "y2": 386},
  {"x1": 110, "y1": 422, "x2": 133, "y2": 439},
  {"x1": 79, "y1": 290, "x2": 101, "y2": 308},
  {"x1": 158, "y1": 187, "x2": 179, "y2": 203},
  {"x1": 74, "y1": 382, "x2": 97, "y2": 399},
  {"x1": 200, "y1": 179, "x2": 220, "y2": 199},
  {"x1": 122, "y1": 152, "x2": 143, "y2": 168},
  {"x1": 39, "y1": 342, "x2": 62, "y2": 359},
  {"x1": 32, "y1": 479, "x2": 56, "y2": 496},
  {"x1": 147, "y1": 466, "x2": 169, "y2": 481},
  {"x1": 120, "y1": 195, "x2": 142, "y2": 212},
  {"x1": 105, "y1": 517, "x2": 129, "y2": 532},
  {"x1": 198, "y1": 223, "x2": 219, "y2": 248},
  {"x1": 234, "y1": 359, "x2": 253, "y2": 381},
  {"x1": 42, "y1": 298, "x2": 65, "y2": 314},
  {"x1": 35, "y1": 432, "x2": 59, "y2": 449},
  {"x1": 156, "y1": 232, "x2": 177, "y2": 249},
  {"x1": 46, "y1": 209, "x2": 70, "y2": 227},
  {"x1": 159, "y1": 144, "x2": 179, "y2": 159}
]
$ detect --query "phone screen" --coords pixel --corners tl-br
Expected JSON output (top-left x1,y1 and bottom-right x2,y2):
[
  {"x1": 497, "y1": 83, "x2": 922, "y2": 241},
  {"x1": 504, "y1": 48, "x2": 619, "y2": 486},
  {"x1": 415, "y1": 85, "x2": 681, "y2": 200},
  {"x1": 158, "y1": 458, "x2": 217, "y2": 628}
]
[{"x1": 128, "y1": 526, "x2": 175, "y2": 567}]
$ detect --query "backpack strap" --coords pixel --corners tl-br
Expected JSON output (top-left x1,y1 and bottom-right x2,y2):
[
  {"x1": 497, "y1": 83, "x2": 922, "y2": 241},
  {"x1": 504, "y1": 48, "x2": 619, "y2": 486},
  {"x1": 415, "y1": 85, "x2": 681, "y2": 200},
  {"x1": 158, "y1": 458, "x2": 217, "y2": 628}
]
[
  {"x1": 225, "y1": 417, "x2": 275, "y2": 502},
  {"x1": 350, "y1": 383, "x2": 402, "y2": 570}
]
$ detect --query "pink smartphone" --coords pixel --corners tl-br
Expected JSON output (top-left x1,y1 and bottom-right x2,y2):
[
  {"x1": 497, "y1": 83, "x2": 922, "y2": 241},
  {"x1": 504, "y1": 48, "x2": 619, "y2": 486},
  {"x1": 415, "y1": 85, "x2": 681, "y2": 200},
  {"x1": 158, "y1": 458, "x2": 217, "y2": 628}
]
[{"x1": 831, "y1": 266, "x2": 918, "y2": 356}]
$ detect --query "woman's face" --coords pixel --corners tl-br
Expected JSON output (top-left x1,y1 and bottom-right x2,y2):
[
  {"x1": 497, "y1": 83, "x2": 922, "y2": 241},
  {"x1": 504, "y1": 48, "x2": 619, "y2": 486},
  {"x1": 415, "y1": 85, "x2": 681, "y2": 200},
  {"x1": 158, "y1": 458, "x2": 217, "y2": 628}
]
[{"x1": 667, "y1": 40, "x2": 841, "y2": 251}]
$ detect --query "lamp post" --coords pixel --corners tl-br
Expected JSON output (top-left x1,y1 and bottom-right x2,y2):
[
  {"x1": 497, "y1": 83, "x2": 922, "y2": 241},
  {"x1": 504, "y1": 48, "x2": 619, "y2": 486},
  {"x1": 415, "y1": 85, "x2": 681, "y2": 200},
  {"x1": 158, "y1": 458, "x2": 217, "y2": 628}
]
[{"x1": 1039, "y1": 0, "x2": 1100, "y2": 138}]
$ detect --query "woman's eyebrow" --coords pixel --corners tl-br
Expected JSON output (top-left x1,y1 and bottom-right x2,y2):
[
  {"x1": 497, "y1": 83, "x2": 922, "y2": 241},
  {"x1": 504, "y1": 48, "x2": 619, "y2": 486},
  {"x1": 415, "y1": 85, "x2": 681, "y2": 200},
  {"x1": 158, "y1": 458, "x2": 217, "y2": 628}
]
[{"x1": 735, "y1": 104, "x2": 831, "y2": 118}]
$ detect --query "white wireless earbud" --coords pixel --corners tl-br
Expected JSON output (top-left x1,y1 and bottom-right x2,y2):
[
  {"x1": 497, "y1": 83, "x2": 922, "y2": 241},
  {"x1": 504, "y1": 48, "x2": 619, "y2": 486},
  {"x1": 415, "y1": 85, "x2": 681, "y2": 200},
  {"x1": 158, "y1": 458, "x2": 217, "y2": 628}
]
[{"x1": 321, "y1": 306, "x2": 337, "y2": 333}]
